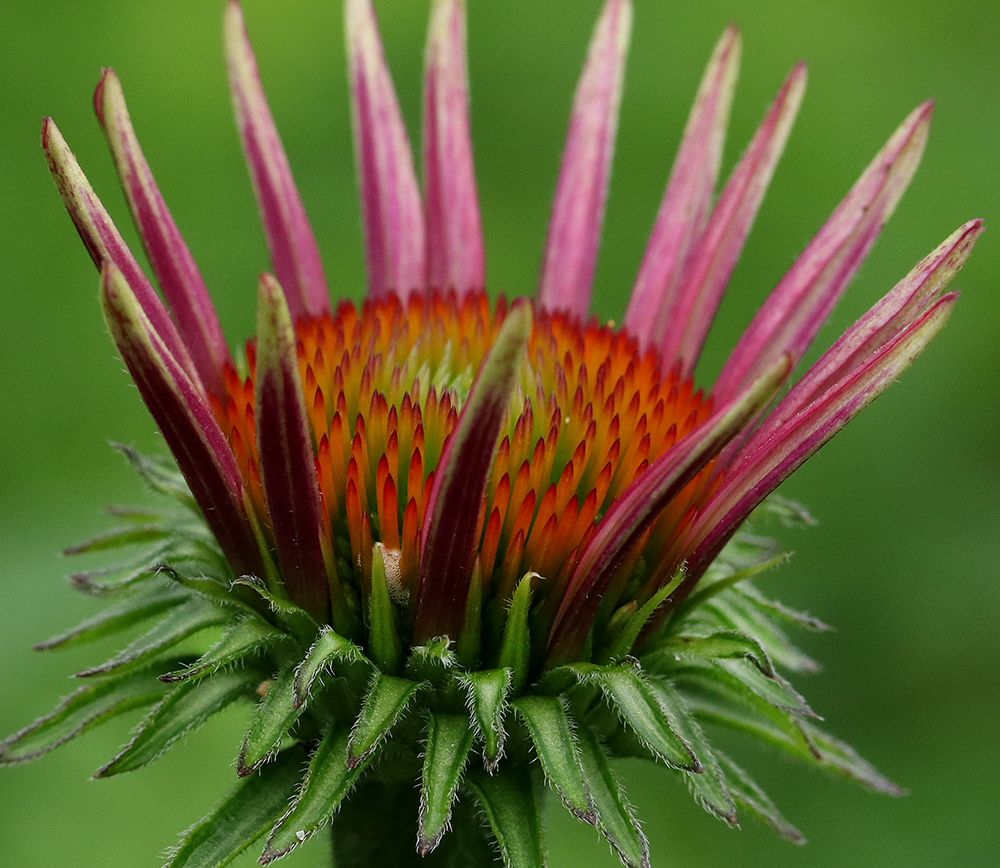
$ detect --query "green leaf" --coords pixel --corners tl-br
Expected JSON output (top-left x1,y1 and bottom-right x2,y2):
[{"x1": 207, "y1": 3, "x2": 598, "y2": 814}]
[
  {"x1": 233, "y1": 575, "x2": 319, "y2": 647},
  {"x1": 714, "y1": 750, "x2": 804, "y2": 843},
  {"x1": 676, "y1": 552, "x2": 789, "y2": 617},
  {"x1": 113, "y1": 442, "x2": 198, "y2": 509},
  {"x1": 575, "y1": 727, "x2": 650, "y2": 868},
  {"x1": 683, "y1": 671, "x2": 901, "y2": 794},
  {"x1": 160, "y1": 615, "x2": 288, "y2": 683},
  {"x1": 798, "y1": 720, "x2": 903, "y2": 795},
  {"x1": 736, "y1": 583, "x2": 830, "y2": 631},
  {"x1": 466, "y1": 766, "x2": 546, "y2": 868},
  {"x1": 590, "y1": 664, "x2": 699, "y2": 771},
  {"x1": 0, "y1": 666, "x2": 171, "y2": 764},
  {"x1": 598, "y1": 570, "x2": 684, "y2": 664},
  {"x1": 755, "y1": 493, "x2": 816, "y2": 527},
  {"x1": 75, "y1": 597, "x2": 229, "y2": 678},
  {"x1": 513, "y1": 695, "x2": 594, "y2": 823},
  {"x1": 262, "y1": 725, "x2": 369, "y2": 863},
  {"x1": 459, "y1": 668, "x2": 512, "y2": 771},
  {"x1": 643, "y1": 679, "x2": 736, "y2": 824},
  {"x1": 239, "y1": 665, "x2": 308, "y2": 775},
  {"x1": 64, "y1": 523, "x2": 169, "y2": 555},
  {"x1": 418, "y1": 713, "x2": 476, "y2": 855},
  {"x1": 167, "y1": 748, "x2": 306, "y2": 867},
  {"x1": 292, "y1": 626, "x2": 370, "y2": 708},
  {"x1": 498, "y1": 573, "x2": 534, "y2": 692},
  {"x1": 157, "y1": 562, "x2": 259, "y2": 615},
  {"x1": 34, "y1": 582, "x2": 187, "y2": 650},
  {"x1": 369, "y1": 543, "x2": 403, "y2": 673},
  {"x1": 647, "y1": 629, "x2": 776, "y2": 678},
  {"x1": 679, "y1": 666, "x2": 810, "y2": 757},
  {"x1": 674, "y1": 655, "x2": 816, "y2": 718},
  {"x1": 700, "y1": 589, "x2": 822, "y2": 673},
  {"x1": 456, "y1": 560, "x2": 483, "y2": 669},
  {"x1": 96, "y1": 668, "x2": 258, "y2": 777},
  {"x1": 405, "y1": 636, "x2": 458, "y2": 685},
  {"x1": 347, "y1": 673, "x2": 422, "y2": 767},
  {"x1": 69, "y1": 543, "x2": 172, "y2": 594}
]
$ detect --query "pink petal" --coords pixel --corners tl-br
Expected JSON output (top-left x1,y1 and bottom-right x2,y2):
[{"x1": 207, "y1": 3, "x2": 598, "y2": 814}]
[
  {"x1": 254, "y1": 274, "x2": 332, "y2": 622},
  {"x1": 687, "y1": 227, "x2": 972, "y2": 577},
  {"x1": 346, "y1": 0, "x2": 426, "y2": 298},
  {"x1": 413, "y1": 302, "x2": 533, "y2": 643},
  {"x1": 95, "y1": 70, "x2": 232, "y2": 399},
  {"x1": 100, "y1": 262, "x2": 262, "y2": 579},
  {"x1": 225, "y1": 0, "x2": 331, "y2": 321},
  {"x1": 423, "y1": 0, "x2": 485, "y2": 295},
  {"x1": 42, "y1": 118, "x2": 200, "y2": 390},
  {"x1": 624, "y1": 25, "x2": 741, "y2": 349},
  {"x1": 537, "y1": 0, "x2": 632, "y2": 317},
  {"x1": 764, "y1": 219, "x2": 982, "y2": 432},
  {"x1": 656, "y1": 61, "x2": 806, "y2": 375},
  {"x1": 713, "y1": 101, "x2": 933, "y2": 404},
  {"x1": 545, "y1": 354, "x2": 791, "y2": 667}
]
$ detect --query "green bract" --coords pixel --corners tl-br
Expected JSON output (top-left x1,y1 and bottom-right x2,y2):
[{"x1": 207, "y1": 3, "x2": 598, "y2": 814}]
[{"x1": 1, "y1": 449, "x2": 898, "y2": 867}]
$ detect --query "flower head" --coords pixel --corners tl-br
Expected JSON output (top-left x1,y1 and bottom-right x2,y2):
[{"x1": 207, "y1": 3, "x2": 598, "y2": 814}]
[{"x1": 4, "y1": 1, "x2": 980, "y2": 866}]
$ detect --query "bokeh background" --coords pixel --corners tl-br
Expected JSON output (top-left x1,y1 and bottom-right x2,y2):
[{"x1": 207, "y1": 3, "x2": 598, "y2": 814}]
[{"x1": 1, "y1": 1, "x2": 997, "y2": 865}]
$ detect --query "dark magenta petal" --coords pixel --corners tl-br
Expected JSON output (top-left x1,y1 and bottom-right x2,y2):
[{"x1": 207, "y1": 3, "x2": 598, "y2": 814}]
[
  {"x1": 255, "y1": 274, "x2": 332, "y2": 622},
  {"x1": 100, "y1": 263, "x2": 263, "y2": 579},
  {"x1": 225, "y1": 1, "x2": 331, "y2": 321},
  {"x1": 413, "y1": 302, "x2": 533, "y2": 642},
  {"x1": 43, "y1": 118, "x2": 201, "y2": 391},
  {"x1": 95, "y1": 69, "x2": 232, "y2": 399},
  {"x1": 545, "y1": 356, "x2": 790, "y2": 666}
]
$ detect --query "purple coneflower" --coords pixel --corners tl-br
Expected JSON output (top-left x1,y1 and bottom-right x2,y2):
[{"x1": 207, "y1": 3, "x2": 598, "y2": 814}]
[{"x1": 3, "y1": 1, "x2": 979, "y2": 866}]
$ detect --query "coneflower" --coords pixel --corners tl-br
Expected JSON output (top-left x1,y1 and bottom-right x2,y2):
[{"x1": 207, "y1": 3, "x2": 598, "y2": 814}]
[{"x1": 1, "y1": 1, "x2": 980, "y2": 866}]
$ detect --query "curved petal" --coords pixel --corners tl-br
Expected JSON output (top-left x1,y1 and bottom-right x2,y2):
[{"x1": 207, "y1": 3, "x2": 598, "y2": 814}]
[
  {"x1": 537, "y1": 0, "x2": 632, "y2": 317},
  {"x1": 95, "y1": 69, "x2": 232, "y2": 399},
  {"x1": 624, "y1": 25, "x2": 741, "y2": 349},
  {"x1": 685, "y1": 224, "x2": 977, "y2": 579},
  {"x1": 347, "y1": 0, "x2": 426, "y2": 298},
  {"x1": 225, "y1": 0, "x2": 331, "y2": 320},
  {"x1": 658, "y1": 61, "x2": 806, "y2": 376},
  {"x1": 255, "y1": 274, "x2": 333, "y2": 622},
  {"x1": 423, "y1": 0, "x2": 485, "y2": 295},
  {"x1": 413, "y1": 302, "x2": 533, "y2": 643},
  {"x1": 713, "y1": 101, "x2": 932, "y2": 403},
  {"x1": 545, "y1": 355, "x2": 791, "y2": 667},
  {"x1": 42, "y1": 118, "x2": 200, "y2": 390},
  {"x1": 100, "y1": 262, "x2": 262, "y2": 579}
]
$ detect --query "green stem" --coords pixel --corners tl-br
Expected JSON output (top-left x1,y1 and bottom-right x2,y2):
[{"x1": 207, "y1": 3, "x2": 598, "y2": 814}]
[{"x1": 330, "y1": 775, "x2": 500, "y2": 867}]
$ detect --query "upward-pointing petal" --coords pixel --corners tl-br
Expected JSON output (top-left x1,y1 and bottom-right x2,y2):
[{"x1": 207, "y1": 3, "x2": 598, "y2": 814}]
[
  {"x1": 100, "y1": 262, "x2": 262, "y2": 580},
  {"x1": 347, "y1": 0, "x2": 426, "y2": 299},
  {"x1": 413, "y1": 302, "x2": 533, "y2": 643},
  {"x1": 95, "y1": 69, "x2": 232, "y2": 399},
  {"x1": 423, "y1": 0, "x2": 485, "y2": 295},
  {"x1": 255, "y1": 274, "x2": 333, "y2": 623},
  {"x1": 656, "y1": 61, "x2": 806, "y2": 376},
  {"x1": 624, "y1": 25, "x2": 741, "y2": 349},
  {"x1": 537, "y1": 0, "x2": 632, "y2": 317},
  {"x1": 42, "y1": 118, "x2": 201, "y2": 391},
  {"x1": 713, "y1": 101, "x2": 932, "y2": 404},
  {"x1": 225, "y1": 0, "x2": 331, "y2": 321},
  {"x1": 680, "y1": 222, "x2": 981, "y2": 587}
]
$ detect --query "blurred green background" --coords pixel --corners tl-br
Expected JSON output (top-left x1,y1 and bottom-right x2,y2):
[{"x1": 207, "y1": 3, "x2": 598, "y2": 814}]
[{"x1": 1, "y1": 0, "x2": 997, "y2": 865}]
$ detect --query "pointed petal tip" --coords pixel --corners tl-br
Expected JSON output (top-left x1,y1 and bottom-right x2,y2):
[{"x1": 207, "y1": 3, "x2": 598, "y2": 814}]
[{"x1": 538, "y1": 0, "x2": 632, "y2": 315}]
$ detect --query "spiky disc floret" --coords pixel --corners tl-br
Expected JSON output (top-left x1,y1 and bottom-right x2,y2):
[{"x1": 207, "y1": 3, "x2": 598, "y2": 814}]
[
  {"x1": 1, "y1": 440, "x2": 899, "y2": 868},
  {"x1": 213, "y1": 289, "x2": 718, "y2": 673}
]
